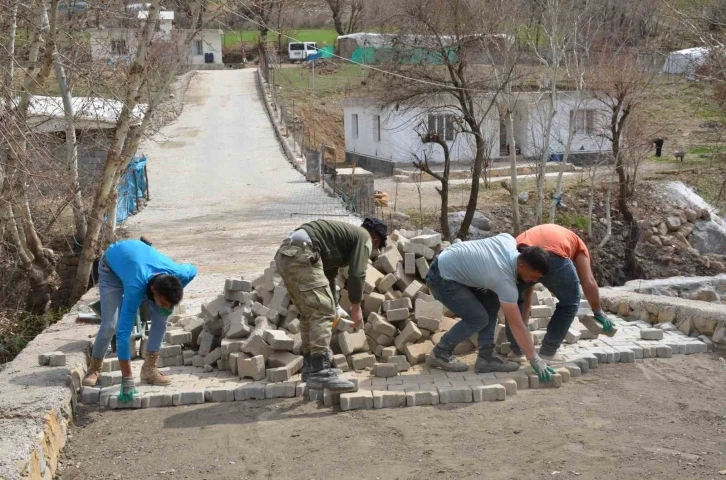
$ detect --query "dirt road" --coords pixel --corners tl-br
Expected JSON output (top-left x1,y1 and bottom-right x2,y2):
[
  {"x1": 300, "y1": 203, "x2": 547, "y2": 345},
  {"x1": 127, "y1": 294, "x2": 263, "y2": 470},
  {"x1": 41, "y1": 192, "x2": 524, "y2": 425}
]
[
  {"x1": 123, "y1": 69, "x2": 356, "y2": 302},
  {"x1": 58, "y1": 354, "x2": 726, "y2": 480}
]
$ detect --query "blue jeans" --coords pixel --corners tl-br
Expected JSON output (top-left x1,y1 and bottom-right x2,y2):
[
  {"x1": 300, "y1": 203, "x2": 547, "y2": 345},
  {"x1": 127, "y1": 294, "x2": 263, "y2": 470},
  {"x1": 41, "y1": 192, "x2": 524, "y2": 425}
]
[
  {"x1": 425, "y1": 259, "x2": 500, "y2": 353},
  {"x1": 506, "y1": 253, "x2": 581, "y2": 356},
  {"x1": 91, "y1": 254, "x2": 168, "y2": 360}
]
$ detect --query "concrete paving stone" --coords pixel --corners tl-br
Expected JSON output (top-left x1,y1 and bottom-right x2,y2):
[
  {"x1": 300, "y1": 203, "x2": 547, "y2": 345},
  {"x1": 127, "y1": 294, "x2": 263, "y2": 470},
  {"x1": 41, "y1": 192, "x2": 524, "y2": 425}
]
[
  {"x1": 109, "y1": 395, "x2": 143, "y2": 409},
  {"x1": 471, "y1": 384, "x2": 506, "y2": 402},
  {"x1": 204, "y1": 386, "x2": 236, "y2": 402},
  {"x1": 349, "y1": 353, "x2": 376, "y2": 370},
  {"x1": 486, "y1": 378, "x2": 518, "y2": 396},
  {"x1": 405, "y1": 389, "x2": 440, "y2": 406},
  {"x1": 387, "y1": 384, "x2": 412, "y2": 391},
  {"x1": 684, "y1": 342, "x2": 708, "y2": 354},
  {"x1": 376, "y1": 273, "x2": 397, "y2": 294},
  {"x1": 339, "y1": 330, "x2": 369, "y2": 356},
  {"x1": 373, "y1": 390, "x2": 407, "y2": 408},
  {"x1": 387, "y1": 355, "x2": 411, "y2": 372},
  {"x1": 415, "y1": 299, "x2": 443, "y2": 320},
  {"x1": 296, "y1": 382, "x2": 307, "y2": 397},
  {"x1": 262, "y1": 330, "x2": 295, "y2": 351},
  {"x1": 171, "y1": 388, "x2": 207, "y2": 406},
  {"x1": 403, "y1": 280, "x2": 425, "y2": 299},
  {"x1": 265, "y1": 381, "x2": 297, "y2": 399},
  {"x1": 614, "y1": 347, "x2": 635, "y2": 363},
  {"x1": 368, "y1": 312, "x2": 398, "y2": 337},
  {"x1": 80, "y1": 387, "x2": 100, "y2": 404},
  {"x1": 374, "y1": 363, "x2": 398, "y2": 378},
  {"x1": 241, "y1": 335, "x2": 273, "y2": 360},
  {"x1": 203, "y1": 347, "x2": 222, "y2": 366},
  {"x1": 387, "y1": 308, "x2": 410, "y2": 323},
  {"x1": 340, "y1": 390, "x2": 374, "y2": 411},
  {"x1": 234, "y1": 383, "x2": 267, "y2": 401},
  {"x1": 102, "y1": 358, "x2": 121, "y2": 372},
  {"x1": 561, "y1": 363, "x2": 582, "y2": 378},
  {"x1": 98, "y1": 371, "x2": 122, "y2": 387},
  {"x1": 571, "y1": 357, "x2": 590, "y2": 373},
  {"x1": 332, "y1": 354, "x2": 349, "y2": 370},
  {"x1": 698, "y1": 335, "x2": 715, "y2": 351},
  {"x1": 383, "y1": 297, "x2": 413, "y2": 312},
  {"x1": 166, "y1": 330, "x2": 193, "y2": 345},
  {"x1": 266, "y1": 367, "x2": 291, "y2": 383},
  {"x1": 565, "y1": 329, "x2": 582, "y2": 344},
  {"x1": 238, "y1": 355, "x2": 266, "y2": 380},
  {"x1": 437, "y1": 386, "x2": 473, "y2": 404},
  {"x1": 530, "y1": 305, "x2": 553, "y2": 318},
  {"x1": 403, "y1": 341, "x2": 434, "y2": 365},
  {"x1": 417, "y1": 317, "x2": 441, "y2": 332},
  {"x1": 432, "y1": 380, "x2": 451, "y2": 388},
  {"x1": 374, "y1": 248, "x2": 403, "y2": 274},
  {"x1": 555, "y1": 367, "x2": 571, "y2": 383},
  {"x1": 640, "y1": 328, "x2": 664, "y2": 340},
  {"x1": 323, "y1": 389, "x2": 341, "y2": 407},
  {"x1": 363, "y1": 292, "x2": 386, "y2": 317},
  {"x1": 141, "y1": 392, "x2": 173, "y2": 408},
  {"x1": 160, "y1": 344, "x2": 182, "y2": 358},
  {"x1": 579, "y1": 314, "x2": 605, "y2": 336},
  {"x1": 374, "y1": 333, "x2": 395, "y2": 347}
]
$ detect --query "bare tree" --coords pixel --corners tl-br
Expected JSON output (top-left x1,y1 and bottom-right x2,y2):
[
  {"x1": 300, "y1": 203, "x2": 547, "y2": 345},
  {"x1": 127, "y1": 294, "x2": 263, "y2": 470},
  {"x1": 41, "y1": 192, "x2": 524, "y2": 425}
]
[
  {"x1": 380, "y1": 0, "x2": 517, "y2": 240},
  {"x1": 240, "y1": 0, "x2": 289, "y2": 43},
  {"x1": 325, "y1": 0, "x2": 364, "y2": 36},
  {"x1": 412, "y1": 124, "x2": 453, "y2": 239}
]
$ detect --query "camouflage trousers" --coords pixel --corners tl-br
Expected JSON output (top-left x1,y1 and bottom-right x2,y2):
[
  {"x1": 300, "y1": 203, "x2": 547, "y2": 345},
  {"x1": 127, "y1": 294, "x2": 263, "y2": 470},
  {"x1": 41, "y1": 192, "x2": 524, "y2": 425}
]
[{"x1": 274, "y1": 239, "x2": 336, "y2": 355}]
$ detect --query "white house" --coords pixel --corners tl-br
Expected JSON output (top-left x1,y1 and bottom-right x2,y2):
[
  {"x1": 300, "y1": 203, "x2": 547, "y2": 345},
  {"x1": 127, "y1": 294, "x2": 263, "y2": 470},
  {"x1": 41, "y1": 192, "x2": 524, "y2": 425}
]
[
  {"x1": 342, "y1": 91, "x2": 612, "y2": 173},
  {"x1": 663, "y1": 47, "x2": 708, "y2": 80},
  {"x1": 88, "y1": 10, "x2": 223, "y2": 67}
]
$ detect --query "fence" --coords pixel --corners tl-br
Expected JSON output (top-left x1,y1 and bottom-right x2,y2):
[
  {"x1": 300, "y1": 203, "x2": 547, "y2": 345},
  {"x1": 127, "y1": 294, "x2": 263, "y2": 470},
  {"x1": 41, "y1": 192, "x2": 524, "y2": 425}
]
[
  {"x1": 258, "y1": 42, "x2": 389, "y2": 222},
  {"x1": 116, "y1": 155, "x2": 149, "y2": 224}
]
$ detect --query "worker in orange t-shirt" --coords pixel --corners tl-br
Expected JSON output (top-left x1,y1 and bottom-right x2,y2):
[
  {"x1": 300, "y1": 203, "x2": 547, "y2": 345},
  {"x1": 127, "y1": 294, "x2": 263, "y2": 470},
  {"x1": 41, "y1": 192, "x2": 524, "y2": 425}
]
[{"x1": 506, "y1": 224, "x2": 615, "y2": 363}]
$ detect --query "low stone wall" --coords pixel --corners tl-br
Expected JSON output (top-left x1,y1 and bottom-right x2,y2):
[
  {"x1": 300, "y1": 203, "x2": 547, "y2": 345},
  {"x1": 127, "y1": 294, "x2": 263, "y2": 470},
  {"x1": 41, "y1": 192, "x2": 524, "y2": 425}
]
[
  {"x1": 0, "y1": 289, "x2": 98, "y2": 480},
  {"x1": 600, "y1": 288, "x2": 726, "y2": 346},
  {"x1": 345, "y1": 151, "x2": 395, "y2": 176},
  {"x1": 50, "y1": 254, "x2": 80, "y2": 308}
]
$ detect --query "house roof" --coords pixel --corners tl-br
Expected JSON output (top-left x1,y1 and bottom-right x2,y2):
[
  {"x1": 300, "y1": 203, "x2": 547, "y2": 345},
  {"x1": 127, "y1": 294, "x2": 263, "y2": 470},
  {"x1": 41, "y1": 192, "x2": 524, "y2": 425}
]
[
  {"x1": 21, "y1": 96, "x2": 147, "y2": 132},
  {"x1": 138, "y1": 10, "x2": 174, "y2": 20}
]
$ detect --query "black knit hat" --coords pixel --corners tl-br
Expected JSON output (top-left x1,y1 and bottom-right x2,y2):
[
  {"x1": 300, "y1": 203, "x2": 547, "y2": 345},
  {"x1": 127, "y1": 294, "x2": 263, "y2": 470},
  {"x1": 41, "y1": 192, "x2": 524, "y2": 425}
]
[{"x1": 362, "y1": 217, "x2": 388, "y2": 247}]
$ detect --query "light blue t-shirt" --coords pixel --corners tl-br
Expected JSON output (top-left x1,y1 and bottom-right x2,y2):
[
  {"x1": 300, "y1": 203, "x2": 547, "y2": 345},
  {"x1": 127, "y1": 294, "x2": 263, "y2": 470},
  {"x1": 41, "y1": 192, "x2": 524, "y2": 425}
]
[
  {"x1": 437, "y1": 233, "x2": 520, "y2": 303},
  {"x1": 105, "y1": 240, "x2": 197, "y2": 360}
]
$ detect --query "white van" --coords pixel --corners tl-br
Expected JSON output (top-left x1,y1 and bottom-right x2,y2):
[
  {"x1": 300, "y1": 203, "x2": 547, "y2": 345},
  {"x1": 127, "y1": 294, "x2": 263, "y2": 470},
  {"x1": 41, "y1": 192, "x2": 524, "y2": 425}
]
[{"x1": 288, "y1": 42, "x2": 318, "y2": 62}]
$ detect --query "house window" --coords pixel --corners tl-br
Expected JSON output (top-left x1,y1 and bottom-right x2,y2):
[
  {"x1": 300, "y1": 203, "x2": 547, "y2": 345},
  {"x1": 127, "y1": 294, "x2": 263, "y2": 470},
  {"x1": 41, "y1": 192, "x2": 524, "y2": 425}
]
[
  {"x1": 373, "y1": 115, "x2": 381, "y2": 142},
  {"x1": 194, "y1": 40, "x2": 204, "y2": 55},
  {"x1": 111, "y1": 40, "x2": 128, "y2": 55},
  {"x1": 352, "y1": 114, "x2": 359, "y2": 139},
  {"x1": 427, "y1": 113, "x2": 455, "y2": 141},
  {"x1": 570, "y1": 109, "x2": 598, "y2": 135}
]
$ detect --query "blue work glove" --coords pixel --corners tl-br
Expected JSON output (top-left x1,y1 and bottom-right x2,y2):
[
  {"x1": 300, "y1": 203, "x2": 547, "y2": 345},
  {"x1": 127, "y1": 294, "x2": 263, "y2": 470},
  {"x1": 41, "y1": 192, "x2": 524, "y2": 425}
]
[
  {"x1": 594, "y1": 310, "x2": 615, "y2": 333},
  {"x1": 530, "y1": 356, "x2": 557, "y2": 383},
  {"x1": 118, "y1": 376, "x2": 138, "y2": 404}
]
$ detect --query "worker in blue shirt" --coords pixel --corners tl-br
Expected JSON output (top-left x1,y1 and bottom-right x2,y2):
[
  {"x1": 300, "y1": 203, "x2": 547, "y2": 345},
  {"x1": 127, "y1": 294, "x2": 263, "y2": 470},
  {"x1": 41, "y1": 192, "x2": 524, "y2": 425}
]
[{"x1": 82, "y1": 239, "x2": 196, "y2": 403}]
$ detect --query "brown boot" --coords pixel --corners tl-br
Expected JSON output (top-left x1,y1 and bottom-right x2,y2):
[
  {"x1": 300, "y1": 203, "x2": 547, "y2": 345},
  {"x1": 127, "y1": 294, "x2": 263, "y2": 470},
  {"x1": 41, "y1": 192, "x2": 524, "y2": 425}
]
[
  {"x1": 140, "y1": 351, "x2": 171, "y2": 386},
  {"x1": 82, "y1": 357, "x2": 104, "y2": 386}
]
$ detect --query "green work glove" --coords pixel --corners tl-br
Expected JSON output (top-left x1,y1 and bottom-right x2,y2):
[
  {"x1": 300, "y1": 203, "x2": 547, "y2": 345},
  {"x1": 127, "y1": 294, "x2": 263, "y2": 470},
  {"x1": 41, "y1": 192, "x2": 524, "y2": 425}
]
[
  {"x1": 118, "y1": 377, "x2": 138, "y2": 404},
  {"x1": 530, "y1": 356, "x2": 557, "y2": 383},
  {"x1": 594, "y1": 311, "x2": 615, "y2": 333}
]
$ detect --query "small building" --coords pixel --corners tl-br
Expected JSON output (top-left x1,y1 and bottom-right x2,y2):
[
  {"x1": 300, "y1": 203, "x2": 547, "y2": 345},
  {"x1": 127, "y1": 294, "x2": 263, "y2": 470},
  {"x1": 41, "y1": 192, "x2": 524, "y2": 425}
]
[
  {"x1": 342, "y1": 92, "x2": 612, "y2": 174},
  {"x1": 663, "y1": 47, "x2": 709, "y2": 80},
  {"x1": 88, "y1": 9, "x2": 223, "y2": 68}
]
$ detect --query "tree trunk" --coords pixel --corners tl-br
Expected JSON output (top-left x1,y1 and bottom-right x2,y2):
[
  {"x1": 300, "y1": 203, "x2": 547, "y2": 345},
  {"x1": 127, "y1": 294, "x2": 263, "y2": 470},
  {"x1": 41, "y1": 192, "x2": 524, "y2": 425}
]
[
  {"x1": 50, "y1": 0, "x2": 85, "y2": 242},
  {"x1": 549, "y1": 109, "x2": 577, "y2": 223},
  {"x1": 71, "y1": 0, "x2": 162, "y2": 302},
  {"x1": 507, "y1": 110, "x2": 521, "y2": 234},
  {"x1": 534, "y1": 88, "x2": 557, "y2": 225},
  {"x1": 457, "y1": 132, "x2": 485, "y2": 239}
]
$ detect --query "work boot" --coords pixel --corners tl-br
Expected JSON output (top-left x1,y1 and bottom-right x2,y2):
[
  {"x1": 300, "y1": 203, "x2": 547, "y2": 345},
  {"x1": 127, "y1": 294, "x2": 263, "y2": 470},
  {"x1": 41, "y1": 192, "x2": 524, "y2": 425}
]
[
  {"x1": 426, "y1": 345, "x2": 468, "y2": 372},
  {"x1": 82, "y1": 357, "x2": 104, "y2": 386},
  {"x1": 301, "y1": 353, "x2": 342, "y2": 382},
  {"x1": 475, "y1": 348, "x2": 520, "y2": 373},
  {"x1": 306, "y1": 352, "x2": 356, "y2": 392},
  {"x1": 140, "y1": 351, "x2": 171, "y2": 386}
]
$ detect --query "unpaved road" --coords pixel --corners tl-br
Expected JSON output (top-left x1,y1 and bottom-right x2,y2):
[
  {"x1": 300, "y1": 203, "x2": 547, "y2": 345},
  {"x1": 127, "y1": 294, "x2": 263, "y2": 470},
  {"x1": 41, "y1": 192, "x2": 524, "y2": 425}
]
[
  {"x1": 124, "y1": 69, "x2": 356, "y2": 302},
  {"x1": 58, "y1": 354, "x2": 726, "y2": 479}
]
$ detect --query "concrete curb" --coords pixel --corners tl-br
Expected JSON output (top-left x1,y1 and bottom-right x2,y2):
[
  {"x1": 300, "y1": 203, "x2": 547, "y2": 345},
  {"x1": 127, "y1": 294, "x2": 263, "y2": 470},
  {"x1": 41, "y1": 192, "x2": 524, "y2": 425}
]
[
  {"x1": 0, "y1": 290, "x2": 98, "y2": 480},
  {"x1": 254, "y1": 67, "x2": 307, "y2": 176}
]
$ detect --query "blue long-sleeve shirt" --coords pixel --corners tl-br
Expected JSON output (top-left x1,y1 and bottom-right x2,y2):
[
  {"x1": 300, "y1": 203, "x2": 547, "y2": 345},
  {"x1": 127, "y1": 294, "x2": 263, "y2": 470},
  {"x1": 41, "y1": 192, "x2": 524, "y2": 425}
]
[{"x1": 104, "y1": 240, "x2": 197, "y2": 360}]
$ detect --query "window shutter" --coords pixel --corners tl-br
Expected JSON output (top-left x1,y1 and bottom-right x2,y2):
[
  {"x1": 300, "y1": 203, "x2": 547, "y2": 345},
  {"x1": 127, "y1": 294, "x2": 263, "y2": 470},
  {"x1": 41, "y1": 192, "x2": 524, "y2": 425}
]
[
  {"x1": 586, "y1": 110, "x2": 596, "y2": 134},
  {"x1": 428, "y1": 115, "x2": 436, "y2": 135},
  {"x1": 445, "y1": 115, "x2": 454, "y2": 141}
]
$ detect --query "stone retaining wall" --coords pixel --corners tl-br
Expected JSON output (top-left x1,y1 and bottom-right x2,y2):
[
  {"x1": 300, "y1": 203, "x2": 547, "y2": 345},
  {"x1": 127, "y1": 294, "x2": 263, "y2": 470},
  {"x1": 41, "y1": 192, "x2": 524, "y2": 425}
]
[{"x1": 600, "y1": 288, "x2": 726, "y2": 346}]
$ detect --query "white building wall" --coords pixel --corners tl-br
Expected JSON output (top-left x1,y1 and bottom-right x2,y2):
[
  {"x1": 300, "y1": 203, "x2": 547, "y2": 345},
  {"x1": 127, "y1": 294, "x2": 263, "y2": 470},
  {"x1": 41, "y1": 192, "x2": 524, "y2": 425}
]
[
  {"x1": 88, "y1": 29, "x2": 139, "y2": 64},
  {"x1": 187, "y1": 30, "x2": 224, "y2": 65}
]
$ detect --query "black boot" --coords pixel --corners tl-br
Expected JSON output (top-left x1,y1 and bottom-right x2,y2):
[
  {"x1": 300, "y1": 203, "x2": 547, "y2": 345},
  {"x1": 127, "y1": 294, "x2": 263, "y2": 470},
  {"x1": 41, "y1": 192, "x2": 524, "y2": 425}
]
[
  {"x1": 426, "y1": 345, "x2": 469, "y2": 372},
  {"x1": 301, "y1": 352, "x2": 341, "y2": 382},
  {"x1": 306, "y1": 352, "x2": 356, "y2": 392},
  {"x1": 475, "y1": 347, "x2": 520, "y2": 373}
]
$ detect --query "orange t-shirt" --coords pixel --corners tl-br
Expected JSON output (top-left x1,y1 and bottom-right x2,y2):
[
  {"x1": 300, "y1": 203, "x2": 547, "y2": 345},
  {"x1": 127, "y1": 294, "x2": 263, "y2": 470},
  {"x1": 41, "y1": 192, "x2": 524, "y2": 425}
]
[{"x1": 516, "y1": 224, "x2": 590, "y2": 260}]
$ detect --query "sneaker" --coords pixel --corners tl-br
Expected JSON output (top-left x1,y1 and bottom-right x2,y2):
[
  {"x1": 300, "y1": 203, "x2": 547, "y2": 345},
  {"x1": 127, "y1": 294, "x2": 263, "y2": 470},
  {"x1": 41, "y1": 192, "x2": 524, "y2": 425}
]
[
  {"x1": 425, "y1": 346, "x2": 469, "y2": 372},
  {"x1": 306, "y1": 353, "x2": 357, "y2": 392},
  {"x1": 475, "y1": 350, "x2": 520, "y2": 373},
  {"x1": 538, "y1": 351, "x2": 566, "y2": 364},
  {"x1": 506, "y1": 351, "x2": 527, "y2": 363}
]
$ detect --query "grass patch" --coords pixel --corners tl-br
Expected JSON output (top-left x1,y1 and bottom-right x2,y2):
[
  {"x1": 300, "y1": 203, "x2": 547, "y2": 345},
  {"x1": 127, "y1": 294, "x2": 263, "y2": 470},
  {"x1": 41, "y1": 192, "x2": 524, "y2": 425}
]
[
  {"x1": 0, "y1": 308, "x2": 67, "y2": 364},
  {"x1": 223, "y1": 29, "x2": 338, "y2": 49},
  {"x1": 557, "y1": 211, "x2": 589, "y2": 230},
  {"x1": 688, "y1": 145, "x2": 726, "y2": 155}
]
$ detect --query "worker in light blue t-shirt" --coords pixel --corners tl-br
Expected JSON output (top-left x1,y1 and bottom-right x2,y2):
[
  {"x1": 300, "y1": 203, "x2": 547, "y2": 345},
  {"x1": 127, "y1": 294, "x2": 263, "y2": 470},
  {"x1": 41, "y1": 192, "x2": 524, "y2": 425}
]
[
  {"x1": 424, "y1": 233, "x2": 557, "y2": 384},
  {"x1": 82, "y1": 239, "x2": 196, "y2": 403}
]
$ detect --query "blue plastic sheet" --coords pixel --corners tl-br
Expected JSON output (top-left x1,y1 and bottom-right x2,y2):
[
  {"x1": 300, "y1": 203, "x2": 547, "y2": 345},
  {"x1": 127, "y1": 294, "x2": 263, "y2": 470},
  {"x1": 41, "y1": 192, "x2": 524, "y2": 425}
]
[{"x1": 115, "y1": 155, "x2": 148, "y2": 224}]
